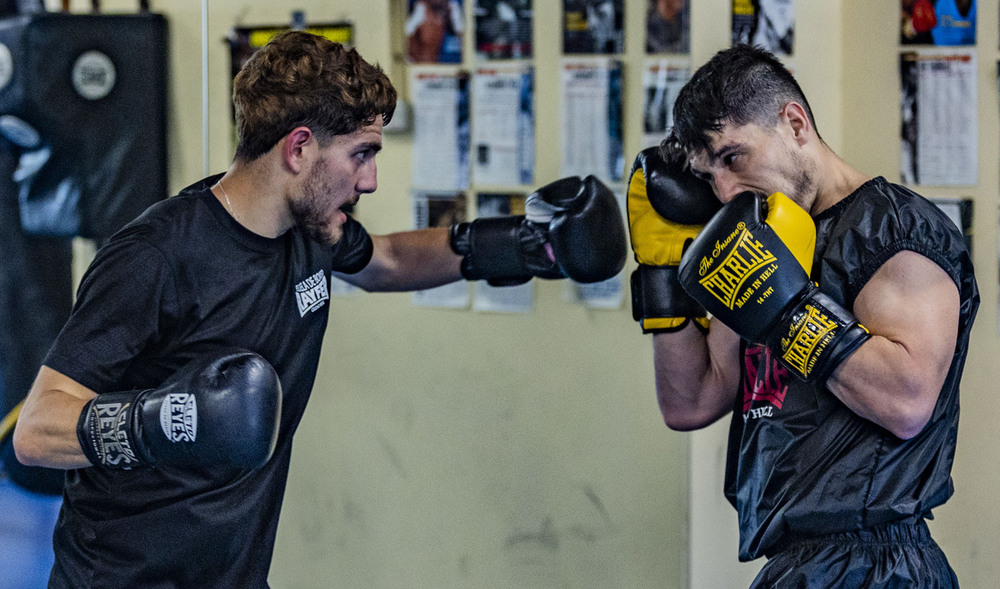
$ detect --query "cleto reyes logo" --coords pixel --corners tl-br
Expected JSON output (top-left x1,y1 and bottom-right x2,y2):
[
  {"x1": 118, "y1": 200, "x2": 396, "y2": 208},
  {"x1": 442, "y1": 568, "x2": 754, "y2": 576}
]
[
  {"x1": 742, "y1": 345, "x2": 788, "y2": 421},
  {"x1": 159, "y1": 393, "x2": 197, "y2": 443},
  {"x1": 93, "y1": 401, "x2": 138, "y2": 466}
]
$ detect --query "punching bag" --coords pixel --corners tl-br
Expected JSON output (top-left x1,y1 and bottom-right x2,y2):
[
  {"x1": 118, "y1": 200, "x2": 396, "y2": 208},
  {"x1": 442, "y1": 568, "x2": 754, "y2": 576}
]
[
  {"x1": 0, "y1": 131, "x2": 71, "y2": 495},
  {"x1": 0, "y1": 10, "x2": 168, "y2": 238},
  {"x1": 0, "y1": 7, "x2": 167, "y2": 494}
]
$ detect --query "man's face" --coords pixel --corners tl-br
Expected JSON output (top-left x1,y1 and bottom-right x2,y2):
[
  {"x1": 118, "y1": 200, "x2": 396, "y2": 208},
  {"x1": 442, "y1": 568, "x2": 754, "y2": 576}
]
[
  {"x1": 290, "y1": 119, "x2": 383, "y2": 245},
  {"x1": 687, "y1": 115, "x2": 814, "y2": 206}
]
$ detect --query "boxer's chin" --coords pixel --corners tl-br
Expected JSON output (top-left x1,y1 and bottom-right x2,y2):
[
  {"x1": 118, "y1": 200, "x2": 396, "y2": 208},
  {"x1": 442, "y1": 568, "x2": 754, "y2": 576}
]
[
  {"x1": 298, "y1": 216, "x2": 344, "y2": 245},
  {"x1": 307, "y1": 219, "x2": 342, "y2": 246},
  {"x1": 293, "y1": 204, "x2": 342, "y2": 246}
]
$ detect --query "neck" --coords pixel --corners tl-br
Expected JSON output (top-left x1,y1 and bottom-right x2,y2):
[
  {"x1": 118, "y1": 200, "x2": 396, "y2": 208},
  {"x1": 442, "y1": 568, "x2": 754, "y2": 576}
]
[
  {"x1": 216, "y1": 176, "x2": 240, "y2": 222},
  {"x1": 212, "y1": 163, "x2": 293, "y2": 238},
  {"x1": 810, "y1": 149, "x2": 871, "y2": 216}
]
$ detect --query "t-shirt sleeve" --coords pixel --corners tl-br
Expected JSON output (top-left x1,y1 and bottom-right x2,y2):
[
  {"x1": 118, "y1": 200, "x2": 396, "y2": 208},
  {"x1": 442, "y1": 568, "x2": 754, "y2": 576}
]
[
  {"x1": 821, "y1": 188, "x2": 967, "y2": 307},
  {"x1": 44, "y1": 234, "x2": 178, "y2": 393},
  {"x1": 329, "y1": 215, "x2": 373, "y2": 274},
  {"x1": 852, "y1": 208, "x2": 964, "y2": 304}
]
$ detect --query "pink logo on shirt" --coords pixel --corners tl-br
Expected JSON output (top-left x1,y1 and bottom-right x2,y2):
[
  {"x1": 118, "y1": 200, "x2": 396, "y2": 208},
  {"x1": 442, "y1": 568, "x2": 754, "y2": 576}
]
[{"x1": 743, "y1": 345, "x2": 789, "y2": 416}]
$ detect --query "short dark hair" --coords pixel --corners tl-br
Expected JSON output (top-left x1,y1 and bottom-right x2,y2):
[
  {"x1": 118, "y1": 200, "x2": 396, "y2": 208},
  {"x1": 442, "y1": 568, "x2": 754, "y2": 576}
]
[
  {"x1": 232, "y1": 31, "x2": 397, "y2": 161},
  {"x1": 671, "y1": 44, "x2": 819, "y2": 154}
]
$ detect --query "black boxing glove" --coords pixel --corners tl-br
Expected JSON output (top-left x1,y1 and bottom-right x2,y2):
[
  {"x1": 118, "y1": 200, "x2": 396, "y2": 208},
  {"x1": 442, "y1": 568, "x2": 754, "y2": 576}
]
[
  {"x1": 331, "y1": 215, "x2": 374, "y2": 273},
  {"x1": 627, "y1": 146, "x2": 720, "y2": 333},
  {"x1": 678, "y1": 192, "x2": 870, "y2": 384},
  {"x1": 77, "y1": 350, "x2": 282, "y2": 470},
  {"x1": 450, "y1": 175, "x2": 627, "y2": 286}
]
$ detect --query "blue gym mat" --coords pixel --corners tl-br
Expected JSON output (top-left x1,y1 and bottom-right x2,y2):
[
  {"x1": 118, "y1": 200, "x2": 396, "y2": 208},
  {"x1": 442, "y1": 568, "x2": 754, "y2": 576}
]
[{"x1": 0, "y1": 477, "x2": 61, "y2": 589}]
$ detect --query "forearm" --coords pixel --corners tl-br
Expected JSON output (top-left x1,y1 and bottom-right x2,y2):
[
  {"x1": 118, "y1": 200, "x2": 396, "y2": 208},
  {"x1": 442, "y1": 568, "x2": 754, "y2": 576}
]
[
  {"x1": 340, "y1": 228, "x2": 462, "y2": 292},
  {"x1": 13, "y1": 368, "x2": 94, "y2": 469},
  {"x1": 826, "y1": 334, "x2": 949, "y2": 440},
  {"x1": 652, "y1": 321, "x2": 740, "y2": 431}
]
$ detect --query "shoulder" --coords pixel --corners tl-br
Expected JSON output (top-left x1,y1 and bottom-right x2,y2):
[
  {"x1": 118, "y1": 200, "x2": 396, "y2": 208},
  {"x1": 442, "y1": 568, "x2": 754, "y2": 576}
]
[
  {"x1": 828, "y1": 179, "x2": 952, "y2": 228},
  {"x1": 816, "y1": 178, "x2": 973, "y2": 304},
  {"x1": 81, "y1": 178, "x2": 224, "y2": 286},
  {"x1": 110, "y1": 177, "x2": 220, "y2": 248}
]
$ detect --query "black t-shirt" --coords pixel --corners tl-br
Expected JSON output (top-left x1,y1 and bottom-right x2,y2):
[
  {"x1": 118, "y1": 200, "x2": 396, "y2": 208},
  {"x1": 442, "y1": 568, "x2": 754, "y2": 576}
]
[
  {"x1": 724, "y1": 177, "x2": 980, "y2": 561},
  {"x1": 44, "y1": 175, "x2": 363, "y2": 588}
]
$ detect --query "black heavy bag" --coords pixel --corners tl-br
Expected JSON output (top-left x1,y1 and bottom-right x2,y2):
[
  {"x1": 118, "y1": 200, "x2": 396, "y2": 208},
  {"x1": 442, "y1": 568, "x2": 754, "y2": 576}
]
[
  {"x1": 0, "y1": 130, "x2": 72, "y2": 496},
  {"x1": 0, "y1": 11, "x2": 168, "y2": 238}
]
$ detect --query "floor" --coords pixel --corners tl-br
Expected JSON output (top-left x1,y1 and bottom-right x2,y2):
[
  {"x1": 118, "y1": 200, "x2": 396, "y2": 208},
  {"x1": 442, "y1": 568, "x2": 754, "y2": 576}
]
[{"x1": 0, "y1": 477, "x2": 61, "y2": 589}]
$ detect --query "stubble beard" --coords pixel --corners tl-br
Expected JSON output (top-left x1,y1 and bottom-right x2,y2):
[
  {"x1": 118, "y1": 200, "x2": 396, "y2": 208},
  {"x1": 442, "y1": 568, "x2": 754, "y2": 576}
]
[{"x1": 290, "y1": 168, "x2": 342, "y2": 246}]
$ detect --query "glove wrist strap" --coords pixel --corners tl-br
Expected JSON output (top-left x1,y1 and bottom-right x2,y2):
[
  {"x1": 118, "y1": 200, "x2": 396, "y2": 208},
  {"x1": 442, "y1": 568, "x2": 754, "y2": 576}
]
[
  {"x1": 768, "y1": 288, "x2": 870, "y2": 384},
  {"x1": 631, "y1": 265, "x2": 708, "y2": 334},
  {"x1": 451, "y1": 217, "x2": 537, "y2": 284},
  {"x1": 77, "y1": 391, "x2": 151, "y2": 469}
]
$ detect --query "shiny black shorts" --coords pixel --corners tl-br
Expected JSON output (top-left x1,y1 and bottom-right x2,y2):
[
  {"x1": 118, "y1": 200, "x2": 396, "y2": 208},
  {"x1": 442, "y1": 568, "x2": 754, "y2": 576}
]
[{"x1": 752, "y1": 519, "x2": 959, "y2": 588}]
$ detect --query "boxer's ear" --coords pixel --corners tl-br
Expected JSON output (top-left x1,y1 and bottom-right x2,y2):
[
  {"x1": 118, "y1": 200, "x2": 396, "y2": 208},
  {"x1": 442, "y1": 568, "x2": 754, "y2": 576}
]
[
  {"x1": 282, "y1": 126, "x2": 315, "y2": 173},
  {"x1": 781, "y1": 102, "x2": 812, "y2": 146}
]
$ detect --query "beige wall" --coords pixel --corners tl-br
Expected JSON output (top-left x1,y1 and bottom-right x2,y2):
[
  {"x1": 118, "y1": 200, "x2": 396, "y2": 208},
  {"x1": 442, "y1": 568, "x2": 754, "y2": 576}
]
[
  {"x1": 842, "y1": 3, "x2": 1000, "y2": 589},
  {"x1": 57, "y1": 0, "x2": 1000, "y2": 587}
]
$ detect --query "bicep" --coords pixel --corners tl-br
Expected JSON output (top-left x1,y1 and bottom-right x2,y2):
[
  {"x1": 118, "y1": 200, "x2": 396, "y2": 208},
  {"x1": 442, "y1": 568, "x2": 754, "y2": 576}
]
[
  {"x1": 852, "y1": 250, "x2": 959, "y2": 380},
  {"x1": 336, "y1": 229, "x2": 461, "y2": 292},
  {"x1": 333, "y1": 233, "x2": 395, "y2": 291},
  {"x1": 28, "y1": 366, "x2": 97, "y2": 403},
  {"x1": 58, "y1": 237, "x2": 174, "y2": 385},
  {"x1": 829, "y1": 250, "x2": 959, "y2": 438}
]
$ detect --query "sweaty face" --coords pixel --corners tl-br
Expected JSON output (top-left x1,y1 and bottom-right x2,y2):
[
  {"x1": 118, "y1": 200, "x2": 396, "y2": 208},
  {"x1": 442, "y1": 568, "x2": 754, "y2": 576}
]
[
  {"x1": 688, "y1": 118, "x2": 815, "y2": 207},
  {"x1": 290, "y1": 120, "x2": 382, "y2": 245}
]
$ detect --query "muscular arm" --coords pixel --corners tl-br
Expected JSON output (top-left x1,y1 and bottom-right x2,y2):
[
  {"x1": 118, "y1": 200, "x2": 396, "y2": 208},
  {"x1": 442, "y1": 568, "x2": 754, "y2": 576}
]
[
  {"x1": 336, "y1": 227, "x2": 463, "y2": 292},
  {"x1": 13, "y1": 366, "x2": 96, "y2": 469},
  {"x1": 826, "y1": 250, "x2": 959, "y2": 440},
  {"x1": 652, "y1": 319, "x2": 743, "y2": 431}
]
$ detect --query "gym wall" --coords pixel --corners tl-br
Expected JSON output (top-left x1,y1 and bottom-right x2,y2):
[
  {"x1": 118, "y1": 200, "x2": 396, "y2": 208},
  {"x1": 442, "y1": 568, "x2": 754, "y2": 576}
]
[{"x1": 56, "y1": 1, "x2": 1000, "y2": 588}]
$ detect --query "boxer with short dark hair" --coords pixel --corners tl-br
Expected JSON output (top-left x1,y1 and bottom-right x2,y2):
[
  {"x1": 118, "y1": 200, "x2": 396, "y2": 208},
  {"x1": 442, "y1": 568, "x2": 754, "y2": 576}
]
[
  {"x1": 628, "y1": 44, "x2": 978, "y2": 587},
  {"x1": 13, "y1": 31, "x2": 625, "y2": 588}
]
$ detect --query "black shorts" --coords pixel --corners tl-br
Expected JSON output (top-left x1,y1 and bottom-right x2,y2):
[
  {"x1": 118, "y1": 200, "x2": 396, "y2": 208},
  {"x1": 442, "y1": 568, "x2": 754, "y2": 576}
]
[{"x1": 752, "y1": 519, "x2": 958, "y2": 588}]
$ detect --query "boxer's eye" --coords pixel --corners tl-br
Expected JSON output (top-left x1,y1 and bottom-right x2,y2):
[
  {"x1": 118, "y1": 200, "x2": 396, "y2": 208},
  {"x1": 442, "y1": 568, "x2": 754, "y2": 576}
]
[
  {"x1": 354, "y1": 146, "x2": 380, "y2": 165},
  {"x1": 691, "y1": 169, "x2": 712, "y2": 183}
]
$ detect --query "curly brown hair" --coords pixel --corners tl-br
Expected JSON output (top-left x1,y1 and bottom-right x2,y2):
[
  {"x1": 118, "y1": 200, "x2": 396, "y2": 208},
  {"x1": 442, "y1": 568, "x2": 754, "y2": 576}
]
[{"x1": 232, "y1": 31, "x2": 397, "y2": 162}]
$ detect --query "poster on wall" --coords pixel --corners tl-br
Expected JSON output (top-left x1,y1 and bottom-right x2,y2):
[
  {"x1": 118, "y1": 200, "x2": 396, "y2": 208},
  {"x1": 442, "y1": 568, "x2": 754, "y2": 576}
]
[
  {"x1": 406, "y1": 0, "x2": 465, "y2": 63},
  {"x1": 563, "y1": 0, "x2": 624, "y2": 54},
  {"x1": 731, "y1": 0, "x2": 793, "y2": 56},
  {"x1": 646, "y1": 0, "x2": 690, "y2": 54},
  {"x1": 227, "y1": 22, "x2": 353, "y2": 122},
  {"x1": 412, "y1": 190, "x2": 471, "y2": 308},
  {"x1": 227, "y1": 22, "x2": 354, "y2": 78},
  {"x1": 475, "y1": 0, "x2": 533, "y2": 60},
  {"x1": 559, "y1": 58, "x2": 624, "y2": 184},
  {"x1": 641, "y1": 59, "x2": 690, "y2": 149},
  {"x1": 472, "y1": 65, "x2": 535, "y2": 186},
  {"x1": 900, "y1": 0, "x2": 975, "y2": 46},
  {"x1": 930, "y1": 198, "x2": 973, "y2": 251},
  {"x1": 899, "y1": 50, "x2": 977, "y2": 186},
  {"x1": 470, "y1": 192, "x2": 534, "y2": 312},
  {"x1": 410, "y1": 68, "x2": 471, "y2": 190}
]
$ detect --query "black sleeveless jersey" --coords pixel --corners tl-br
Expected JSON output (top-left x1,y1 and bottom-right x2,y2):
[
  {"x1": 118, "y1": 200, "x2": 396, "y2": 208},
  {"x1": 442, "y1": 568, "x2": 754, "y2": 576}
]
[
  {"x1": 724, "y1": 177, "x2": 979, "y2": 561},
  {"x1": 43, "y1": 176, "x2": 368, "y2": 588}
]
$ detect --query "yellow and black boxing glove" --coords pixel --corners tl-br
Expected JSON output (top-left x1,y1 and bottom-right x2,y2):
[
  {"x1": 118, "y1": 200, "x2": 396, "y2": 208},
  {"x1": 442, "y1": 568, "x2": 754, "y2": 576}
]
[
  {"x1": 627, "y1": 146, "x2": 720, "y2": 333},
  {"x1": 678, "y1": 191, "x2": 871, "y2": 384}
]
